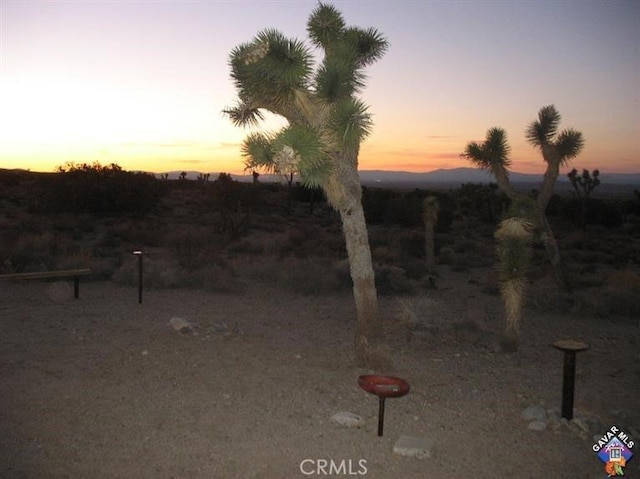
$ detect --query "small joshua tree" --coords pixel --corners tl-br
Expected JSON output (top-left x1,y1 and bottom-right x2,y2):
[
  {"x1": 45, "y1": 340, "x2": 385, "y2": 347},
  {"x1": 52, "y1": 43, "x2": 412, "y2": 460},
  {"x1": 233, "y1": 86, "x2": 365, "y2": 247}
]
[
  {"x1": 422, "y1": 195, "x2": 439, "y2": 274},
  {"x1": 568, "y1": 168, "x2": 600, "y2": 238},
  {"x1": 494, "y1": 197, "x2": 537, "y2": 352}
]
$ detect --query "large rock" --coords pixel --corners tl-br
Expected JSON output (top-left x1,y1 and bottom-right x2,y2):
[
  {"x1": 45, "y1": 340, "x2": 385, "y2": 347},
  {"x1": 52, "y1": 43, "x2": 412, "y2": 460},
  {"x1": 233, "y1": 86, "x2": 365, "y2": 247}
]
[
  {"x1": 393, "y1": 435, "x2": 434, "y2": 459},
  {"x1": 168, "y1": 317, "x2": 193, "y2": 334},
  {"x1": 522, "y1": 405, "x2": 547, "y2": 422},
  {"x1": 331, "y1": 412, "x2": 365, "y2": 428}
]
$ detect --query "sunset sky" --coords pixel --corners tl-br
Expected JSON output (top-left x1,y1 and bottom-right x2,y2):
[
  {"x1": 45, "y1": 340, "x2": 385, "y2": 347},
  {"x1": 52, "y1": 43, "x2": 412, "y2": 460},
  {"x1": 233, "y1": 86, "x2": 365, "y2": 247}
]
[{"x1": 1, "y1": 0, "x2": 638, "y2": 176}]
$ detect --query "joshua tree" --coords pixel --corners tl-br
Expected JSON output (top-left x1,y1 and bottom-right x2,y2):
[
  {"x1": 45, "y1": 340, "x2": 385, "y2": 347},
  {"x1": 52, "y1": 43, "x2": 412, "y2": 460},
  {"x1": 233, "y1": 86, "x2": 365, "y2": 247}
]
[
  {"x1": 422, "y1": 195, "x2": 439, "y2": 274},
  {"x1": 526, "y1": 105, "x2": 584, "y2": 285},
  {"x1": 462, "y1": 105, "x2": 584, "y2": 290},
  {"x1": 224, "y1": 3, "x2": 390, "y2": 368},
  {"x1": 568, "y1": 168, "x2": 600, "y2": 237},
  {"x1": 494, "y1": 197, "x2": 537, "y2": 352}
]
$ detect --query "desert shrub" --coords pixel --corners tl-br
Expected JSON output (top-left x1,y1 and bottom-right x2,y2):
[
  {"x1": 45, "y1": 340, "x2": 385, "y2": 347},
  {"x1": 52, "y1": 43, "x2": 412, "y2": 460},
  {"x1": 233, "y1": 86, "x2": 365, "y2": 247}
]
[
  {"x1": 209, "y1": 173, "x2": 254, "y2": 238},
  {"x1": 384, "y1": 195, "x2": 423, "y2": 227},
  {"x1": 227, "y1": 236, "x2": 266, "y2": 255},
  {"x1": 277, "y1": 257, "x2": 350, "y2": 294},
  {"x1": 96, "y1": 227, "x2": 123, "y2": 249},
  {"x1": 453, "y1": 238, "x2": 480, "y2": 254},
  {"x1": 453, "y1": 182, "x2": 506, "y2": 223},
  {"x1": 321, "y1": 232, "x2": 347, "y2": 256},
  {"x1": 574, "y1": 270, "x2": 640, "y2": 319},
  {"x1": 450, "y1": 253, "x2": 473, "y2": 272},
  {"x1": 166, "y1": 226, "x2": 220, "y2": 270},
  {"x1": 290, "y1": 184, "x2": 325, "y2": 212},
  {"x1": 589, "y1": 199, "x2": 624, "y2": 228},
  {"x1": 232, "y1": 256, "x2": 280, "y2": 283},
  {"x1": 364, "y1": 188, "x2": 450, "y2": 228},
  {"x1": 0, "y1": 230, "x2": 76, "y2": 272},
  {"x1": 480, "y1": 268, "x2": 500, "y2": 295},
  {"x1": 527, "y1": 277, "x2": 574, "y2": 313},
  {"x1": 362, "y1": 187, "x2": 397, "y2": 224},
  {"x1": 113, "y1": 256, "x2": 187, "y2": 289},
  {"x1": 112, "y1": 219, "x2": 165, "y2": 248},
  {"x1": 286, "y1": 226, "x2": 308, "y2": 247},
  {"x1": 438, "y1": 246, "x2": 456, "y2": 266},
  {"x1": 187, "y1": 265, "x2": 246, "y2": 293},
  {"x1": 367, "y1": 225, "x2": 390, "y2": 249},
  {"x1": 374, "y1": 264, "x2": 418, "y2": 295},
  {"x1": 44, "y1": 162, "x2": 163, "y2": 216},
  {"x1": 371, "y1": 245, "x2": 398, "y2": 264},
  {"x1": 51, "y1": 213, "x2": 95, "y2": 234},
  {"x1": 397, "y1": 229, "x2": 424, "y2": 259},
  {"x1": 14, "y1": 212, "x2": 47, "y2": 233},
  {"x1": 399, "y1": 259, "x2": 428, "y2": 280},
  {"x1": 556, "y1": 196, "x2": 625, "y2": 229}
]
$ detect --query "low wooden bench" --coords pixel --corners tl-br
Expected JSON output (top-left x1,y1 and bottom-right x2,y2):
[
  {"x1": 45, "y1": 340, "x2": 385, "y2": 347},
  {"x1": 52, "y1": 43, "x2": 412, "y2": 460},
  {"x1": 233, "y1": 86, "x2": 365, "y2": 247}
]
[{"x1": 0, "y1": 268, "x2": 92, "y2": 299}]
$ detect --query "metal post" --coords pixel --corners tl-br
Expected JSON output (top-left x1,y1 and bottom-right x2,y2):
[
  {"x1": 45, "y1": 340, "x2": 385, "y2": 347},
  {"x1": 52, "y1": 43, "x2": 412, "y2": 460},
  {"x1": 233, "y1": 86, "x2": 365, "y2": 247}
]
[
  {"x1": 553, "y1": 339, "x2": 589, "y2": 421},
  {"x1": 133, "y1": 251, "x2": 143, "y2": 304},
  {"x1": 561, "y1": 351, "x2": 577, "y2": 420},
  {"x1": 378, "y1": 397, "x2": 386, "y2": 437},
  {"x1": 73, "y1": 275, "x2": 80, "y2": 299}
]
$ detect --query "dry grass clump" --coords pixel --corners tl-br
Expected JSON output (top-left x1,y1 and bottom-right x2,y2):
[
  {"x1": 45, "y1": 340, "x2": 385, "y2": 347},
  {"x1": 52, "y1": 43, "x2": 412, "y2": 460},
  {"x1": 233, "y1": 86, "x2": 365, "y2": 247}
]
[
  {"x1": 571, "y1": 269, "x2": 640, "y2": 320},
  {"x1": 112, "y1": 255, "x2": 246, "y2": 293},
  {"x1": 1, "y1": 230, "x2": 77, "y2": 272},
  {"x1": 375, "y1": 264, "x2": 419, "y2": 295},
  {"x1": 527, "y1": 275, "x2": 574, "y2": 313},
  {"x1": 112, "y1": 219, "x2": 165, "y2": 247},
  {"x1": 276, "y1": 256, "x2": 350, "y2": 295},
  {"x1": 166, "y1": 226, "x2": 222, "y2": 270},
  {"x1": 188, "y1": 265, "x2": 246, "y2": 294},
  {"x1": 227, "y1": 236, "x2": 267, "y2": 255},
  {"x1": 113, "y1": 256, "x2": 187, "y2": 289}
]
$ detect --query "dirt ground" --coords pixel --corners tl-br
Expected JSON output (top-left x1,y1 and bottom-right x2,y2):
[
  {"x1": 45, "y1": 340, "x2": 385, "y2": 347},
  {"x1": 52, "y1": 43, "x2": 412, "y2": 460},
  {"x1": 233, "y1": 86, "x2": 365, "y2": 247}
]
[{"x1": 1, "y1": 266, "x2": 638, "y2": 479}]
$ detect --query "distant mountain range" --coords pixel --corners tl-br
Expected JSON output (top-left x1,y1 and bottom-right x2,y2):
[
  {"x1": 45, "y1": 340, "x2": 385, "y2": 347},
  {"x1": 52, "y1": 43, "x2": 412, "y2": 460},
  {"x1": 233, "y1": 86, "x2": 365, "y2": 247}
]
[{"x1": 159, "y1": 167, "x2": 640, "y2": 187}]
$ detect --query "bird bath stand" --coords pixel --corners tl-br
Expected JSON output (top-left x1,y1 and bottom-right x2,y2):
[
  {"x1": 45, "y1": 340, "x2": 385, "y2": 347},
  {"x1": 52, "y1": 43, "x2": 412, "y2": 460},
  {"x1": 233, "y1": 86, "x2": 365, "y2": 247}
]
[
  {"x1": 552, "y1": 339, "x2": 589, "y2": 420},
  {"x1": 358, "y1": 375, "x2": 410, "y2": 437}
]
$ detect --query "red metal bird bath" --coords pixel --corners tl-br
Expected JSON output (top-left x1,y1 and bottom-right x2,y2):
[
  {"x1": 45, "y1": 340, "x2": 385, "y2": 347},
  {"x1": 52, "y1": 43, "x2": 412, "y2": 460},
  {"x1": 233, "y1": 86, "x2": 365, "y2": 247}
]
[{"x1": 358, "y1": 375, "x2": 410, "y2": 437}]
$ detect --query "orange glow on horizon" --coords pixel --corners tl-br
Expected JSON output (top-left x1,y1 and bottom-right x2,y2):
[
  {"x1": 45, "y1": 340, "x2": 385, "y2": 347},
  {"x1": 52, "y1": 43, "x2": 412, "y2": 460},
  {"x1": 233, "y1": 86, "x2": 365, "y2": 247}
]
[{"x1": 2, "y1": 138, "x2": 636, "y2": 178}]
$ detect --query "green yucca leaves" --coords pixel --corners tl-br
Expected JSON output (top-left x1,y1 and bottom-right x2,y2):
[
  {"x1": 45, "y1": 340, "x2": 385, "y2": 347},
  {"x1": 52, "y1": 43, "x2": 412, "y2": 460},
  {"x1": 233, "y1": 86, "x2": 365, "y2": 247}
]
[
  {"x1": 525, "y1": 105, "x2": 584, "y2": 165},
  {"x1": 555, "y1": 128, "x2": 584, "y2": 163},
  {"x1": 273, "y1": 125, "x2": 331, "y2": 187},
  {"x1": 226, "y1": 4, "x2": 386, "y2": 189},
  {"x1": 229, "y1": 29, "x2": 312, "y2": 107},
  {"x1": 223, "y1": 100, "x2": 265, "y2": 128},
  {"x1": 496, "y1": 235, "x2": 533, "y2": 282},
  {"x1": 462, "y1": 127, "x2": 511, "y2": 170},
  {"x1": 315, "y1": 57, "x2": 364, "y2": 102},
  {"x1": 326, "y1": 98, "x2": 372, "y2": 152},
  {"x1": 307, "y1": 2, "x2": 346, "y2": 50},
  {"x1": 241, "y1": 132, "x2": 275, "y2": 172},
  {"x1": 342, "y1": 27, "x2": 389, "y2": 67},
  {"x1": 526, "y1": 104, "x2": 561, "y2": 147}
]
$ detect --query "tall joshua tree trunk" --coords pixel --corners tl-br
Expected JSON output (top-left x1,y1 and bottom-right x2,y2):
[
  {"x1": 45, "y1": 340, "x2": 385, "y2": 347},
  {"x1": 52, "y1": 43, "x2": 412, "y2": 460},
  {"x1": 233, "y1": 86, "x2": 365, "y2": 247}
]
[
  {"x1": 341, "y1": 205, "x2": 383, "y2": 367},
  {"x1": 324, "y1": 152, "x2": 388, "y2": 369}
]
